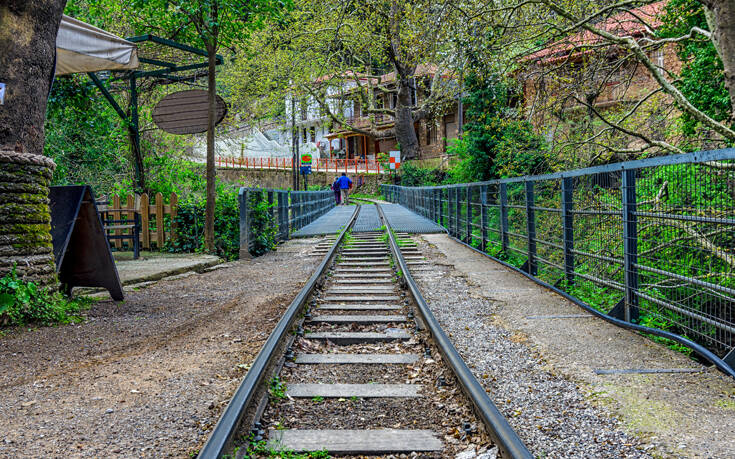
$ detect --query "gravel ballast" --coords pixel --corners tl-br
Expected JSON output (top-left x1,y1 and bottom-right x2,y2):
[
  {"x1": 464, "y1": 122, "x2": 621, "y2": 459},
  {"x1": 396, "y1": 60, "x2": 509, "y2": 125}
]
[{"x1": 410, "y1": 237, "x2": 650, "y2": 458}]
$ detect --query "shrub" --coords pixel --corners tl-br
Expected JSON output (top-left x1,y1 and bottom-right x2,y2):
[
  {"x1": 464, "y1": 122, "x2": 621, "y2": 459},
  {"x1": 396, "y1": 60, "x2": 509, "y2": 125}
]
[
  {"x1": 168, "y1": 184, "x2": 241, "y2": 260},
  {"x1": 0, "y1": 267, "x2": 87, "y2": 326}
]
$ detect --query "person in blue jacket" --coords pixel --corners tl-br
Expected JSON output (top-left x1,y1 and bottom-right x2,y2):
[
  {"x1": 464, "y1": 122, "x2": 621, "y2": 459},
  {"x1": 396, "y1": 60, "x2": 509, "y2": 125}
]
[{"x1": 336, "y1": 172, "x2": 352, "y2": 205}]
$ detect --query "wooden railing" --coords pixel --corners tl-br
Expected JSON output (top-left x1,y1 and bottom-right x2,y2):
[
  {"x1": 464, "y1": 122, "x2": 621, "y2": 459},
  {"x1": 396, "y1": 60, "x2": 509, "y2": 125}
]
[
  {"x1": 105, "y1": 192, "x2": 178, "y2": 250},
  {"x1": 216, "y1": 156, "x2": 392, "y2": 174}
]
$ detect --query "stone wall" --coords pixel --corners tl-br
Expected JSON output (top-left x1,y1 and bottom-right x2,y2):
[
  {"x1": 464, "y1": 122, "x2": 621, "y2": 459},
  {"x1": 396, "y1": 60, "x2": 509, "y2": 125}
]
[{"x1": 216, "y1": 167, "x2": 394, "y2": 195}]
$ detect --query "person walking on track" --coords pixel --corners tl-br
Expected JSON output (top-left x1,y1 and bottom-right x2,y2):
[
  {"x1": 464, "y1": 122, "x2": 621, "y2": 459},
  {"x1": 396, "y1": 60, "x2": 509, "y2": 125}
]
[
  {"x1": 336, "y1": 172, "x2": 352, "y2": 205},
  {"x1": 331, "y1": 176, "x2": 341, "y2": 205}
]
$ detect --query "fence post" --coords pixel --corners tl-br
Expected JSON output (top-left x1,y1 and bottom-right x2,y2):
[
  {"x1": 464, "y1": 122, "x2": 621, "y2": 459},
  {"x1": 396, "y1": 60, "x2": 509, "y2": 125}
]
[
  {"x1": 277, "y1": 191, "x2": 287, "y2": 240},
  {"x1": 499, "y1": 183, "x2": 509, "y2": 253},
  {"x1": 140, "y1": 193, "x2": 150, "y2": 249},
  {"x1": 155, "y1": 192, "x2": 165, "y2": 248},
  {"x1": 480, "y1": 184, "x2": 488, "y2": 252},
  {"x1": 622, "y1": 169, "x2": 639, "y2": 323},
  {"x1": 561, "y1": 177, "x2": 574, "y2": 284},
  {"x1": 239, "y1": 188, "x2": 252, "y2": 259},
  {"x1": 267, "y1": 190, "x2": 275, "y2": 231},
  {"x1": 169, "y1": 192, "x2": 178, "y2": 243},
  {"x1": 454, "y1": 187, "x2": 461, "y2": 238},
  {"x1": 466, "y1": 186, "x2": 472, "y2": 244},
  {"x1": 439, "y1": 188, "x2": 444, "y2": 227},
  {"x1": 525, "y1": 181, "x2": 537, "y2": 276}
]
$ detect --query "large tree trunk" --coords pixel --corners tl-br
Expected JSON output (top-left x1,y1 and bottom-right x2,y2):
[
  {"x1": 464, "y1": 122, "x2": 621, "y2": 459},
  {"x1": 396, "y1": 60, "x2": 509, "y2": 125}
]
[
  {"x1": 394, "y1": 76, "x2": 420, "y2": 160},
  {"x1": 204, "y1": 44, "x2": 217, "y2": 253},
  {"x1": 702, "y1": 1, "x2": 735, "y2": 119},
  {"x1": 0, "y1": 0, "x2": 67, "y2": 287}
]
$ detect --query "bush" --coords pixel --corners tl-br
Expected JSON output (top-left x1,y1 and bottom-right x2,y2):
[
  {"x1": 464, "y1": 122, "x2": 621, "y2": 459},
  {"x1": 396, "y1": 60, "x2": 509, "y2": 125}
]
[
  {"x1": 246, "y1": 191, "x2": 277, "y2": 256},
  {"x1": 168, "y1": 184, "x2": 241, "y2": 260},
  {"x1": 399, "y1": 163, "x2": 445, "y2": 187},
  {"x1": 0, "y1": 267, "x2": 87, "y2": 326}
]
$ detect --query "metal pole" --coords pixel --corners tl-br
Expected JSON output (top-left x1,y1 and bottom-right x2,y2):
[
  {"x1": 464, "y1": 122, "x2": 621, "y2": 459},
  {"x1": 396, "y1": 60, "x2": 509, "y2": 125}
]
[
  {"x1": 525, "y1": 181, "x2": 537, "y2": 276},
  {"x1": 238, "y1": 189, "x2": 252, "y2": 259},
  {"x1": 480, "y1": 185, "x2": 488, "y2": 252},
  {"x1": 622, "y1": 170, "x2": 639, "y2": 323},
  {"x1": 499, "y1": 183, "x2": 509, "y2": 253},
  {"x1": 561, "y1": 177, "x2": 575, "y2": 284},
  {"x1": 455, "y1": 187, "x2": 461, "y2": 239},
  {"x1": 291, "y1": 96, "x2": 297, "y2": 190},
  {"x1": 466, "y1": 185, "x2": 472, "y2": 244}
]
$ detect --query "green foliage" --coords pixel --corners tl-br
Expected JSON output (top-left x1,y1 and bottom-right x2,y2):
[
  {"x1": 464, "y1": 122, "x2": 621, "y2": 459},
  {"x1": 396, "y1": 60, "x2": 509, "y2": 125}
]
[
  {"x1": 0, "y1": 267, "x2": 90, "y2": 326},
  {"x1": 45, "y1": 75, "x2": 130, "y2": 194},
  {"x1": 399, "y1": 163, "x2": 445, "y2": 187},
  {"x1": 244, "y1": 439, "x2": 330, "y2": 458},
  {"x1": 447, "y1": 74, "x2": 547, "y2": 182},
  {"x1": 658, "y1": 0, "x2": 732, "y2": 141},
  {"x1": 168, "y1": 184, "x2": 241, "y2": 260},
  {"x1": 268, "y1": 376, "x2": 287, "y2": 400},
  {"x1": 248, "y1": 191, "x2": 278, "y2": 256}
]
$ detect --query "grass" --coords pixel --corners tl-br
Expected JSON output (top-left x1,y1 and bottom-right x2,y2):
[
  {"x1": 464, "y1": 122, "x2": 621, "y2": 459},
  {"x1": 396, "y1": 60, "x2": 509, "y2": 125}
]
[
  {"x1": 269, "y1": 376, "x2": 287, "y2": 400},
  {"x1": 243, "y1": 440, "x2": 330, "y2": 458}
]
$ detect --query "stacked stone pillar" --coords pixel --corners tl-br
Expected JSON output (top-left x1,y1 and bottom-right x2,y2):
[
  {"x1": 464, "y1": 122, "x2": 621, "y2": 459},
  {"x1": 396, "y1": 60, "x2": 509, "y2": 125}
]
[{"x1": 0, "y1": 150, "x2": 57, "y2": 286}]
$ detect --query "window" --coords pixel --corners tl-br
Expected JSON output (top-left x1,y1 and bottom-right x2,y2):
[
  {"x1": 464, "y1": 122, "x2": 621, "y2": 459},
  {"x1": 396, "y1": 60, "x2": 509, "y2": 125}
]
[
  {"x1": 302, "y1": 128, "x2": 307, "y2": 143},
  {"x1": 309, "y1": 126, "x2": 316, "y2": 143},
  {"x1": 426, "y1": 122, "x2": 436, "y2": 145},
  {"x1": 653, "y1": 48, "x2": 664, "y2": 69}
]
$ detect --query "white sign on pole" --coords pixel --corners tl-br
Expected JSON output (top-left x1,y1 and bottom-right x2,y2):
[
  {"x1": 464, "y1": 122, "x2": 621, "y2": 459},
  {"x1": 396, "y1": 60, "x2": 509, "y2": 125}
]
[{"x1": 389, "y1": 150, "x2": 401, "y2": 170}]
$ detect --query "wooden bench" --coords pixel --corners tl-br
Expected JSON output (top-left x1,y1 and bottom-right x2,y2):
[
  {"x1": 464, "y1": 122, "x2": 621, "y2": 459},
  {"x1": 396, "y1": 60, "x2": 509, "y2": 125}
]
[{"x1": 97, "y1": 196, "x2": 141, "y2": 259}]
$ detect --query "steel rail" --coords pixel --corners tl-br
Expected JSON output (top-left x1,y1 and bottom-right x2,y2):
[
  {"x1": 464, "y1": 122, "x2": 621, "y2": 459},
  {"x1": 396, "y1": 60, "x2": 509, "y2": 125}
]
[
  {"x1": 197, "y1": 205, "x2": 360, "y2": 458},
  {"x1": 375, "y1": 203, "x2": 534, "y2": 459},
  {"x1": 444, "y1": 234, "x2": 735, "y2": 379}
]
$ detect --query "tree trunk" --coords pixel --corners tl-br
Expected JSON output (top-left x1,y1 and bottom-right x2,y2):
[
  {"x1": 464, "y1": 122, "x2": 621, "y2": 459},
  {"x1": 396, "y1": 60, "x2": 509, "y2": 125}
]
[
  {"x1": 394, "y1": 76, "x2": 420, "y2": 160},
  {"x1": 703, "y1": 1, "x2": 735, "y2": 119},
  {"x1": 204, "y1": 44, "x2": 217, "y2": 253},
  {"x1": 0, "y1": 0, "x2": 67, "y2": 287}
]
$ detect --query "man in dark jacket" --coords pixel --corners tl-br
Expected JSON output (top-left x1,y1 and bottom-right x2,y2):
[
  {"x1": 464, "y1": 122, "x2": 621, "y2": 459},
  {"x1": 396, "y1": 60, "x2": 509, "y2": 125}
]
[
  {"x1": 336, "y1": 172, "x2": 352, "y2": 205},
  {"x1": 331, "y1": 176, "x2": 341, "y2": 205}
]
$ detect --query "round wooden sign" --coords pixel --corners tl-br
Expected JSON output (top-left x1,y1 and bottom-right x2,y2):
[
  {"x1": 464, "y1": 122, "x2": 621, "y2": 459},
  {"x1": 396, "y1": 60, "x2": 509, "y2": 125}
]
[{"x1": 152, "y1": 90, "x2": 227, "y2": 135}]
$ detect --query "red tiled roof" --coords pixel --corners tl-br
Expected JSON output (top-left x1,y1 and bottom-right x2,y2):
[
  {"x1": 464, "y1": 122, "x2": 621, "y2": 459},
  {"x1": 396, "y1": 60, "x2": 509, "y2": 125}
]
[{"x1": 524, "y1": 1, "x2": 665, "y2": 65}]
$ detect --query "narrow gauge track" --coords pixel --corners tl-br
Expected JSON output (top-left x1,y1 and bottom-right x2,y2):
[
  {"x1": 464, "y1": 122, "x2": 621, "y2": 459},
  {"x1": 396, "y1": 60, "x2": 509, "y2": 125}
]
[{"x1": 199, "y1": 204, "x2": 531, "y2": 458}]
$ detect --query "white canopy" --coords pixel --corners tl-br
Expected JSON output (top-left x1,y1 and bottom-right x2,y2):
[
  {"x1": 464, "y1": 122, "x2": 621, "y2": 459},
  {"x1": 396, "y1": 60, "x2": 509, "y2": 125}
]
[{"x1": 55, "y1": 15, "x2": 139, "y2": 75}]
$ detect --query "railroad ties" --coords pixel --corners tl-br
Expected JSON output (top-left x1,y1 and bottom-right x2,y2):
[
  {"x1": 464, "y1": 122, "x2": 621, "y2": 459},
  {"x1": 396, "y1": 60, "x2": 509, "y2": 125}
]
[{"x1": 265, "y1": 231, "x2": 444, "y2": 455}]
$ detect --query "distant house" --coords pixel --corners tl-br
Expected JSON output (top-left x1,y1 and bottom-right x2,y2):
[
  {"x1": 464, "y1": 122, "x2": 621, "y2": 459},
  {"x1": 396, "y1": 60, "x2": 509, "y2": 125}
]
[
  {"x1": 518, "y1": 1, "x2": 681, "y2": 139},
  {"x1": 321, "y1": 65, "x2": 466, "y2": 161}
]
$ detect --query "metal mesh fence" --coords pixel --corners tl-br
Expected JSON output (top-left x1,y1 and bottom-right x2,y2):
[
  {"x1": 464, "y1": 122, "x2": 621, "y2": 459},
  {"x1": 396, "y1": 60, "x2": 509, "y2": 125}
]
[
  {"x1": 381, "y1": 149, "x2": 735, "y2": 362},
  {"x1": 238, "y1": 188, "x2": 334, "y2": 256}
]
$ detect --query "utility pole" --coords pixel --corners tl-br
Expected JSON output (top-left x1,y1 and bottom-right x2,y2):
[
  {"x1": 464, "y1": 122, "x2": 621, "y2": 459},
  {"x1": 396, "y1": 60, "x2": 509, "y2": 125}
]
[{"x1": 291, "y1": 95, "x2": 297, "y2": 190}]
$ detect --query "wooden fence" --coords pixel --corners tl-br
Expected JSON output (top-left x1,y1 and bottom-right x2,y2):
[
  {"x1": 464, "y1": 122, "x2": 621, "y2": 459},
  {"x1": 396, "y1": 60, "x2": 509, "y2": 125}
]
[{"x1": 106, "y1": 192, "x2": 178, "y2": 250}]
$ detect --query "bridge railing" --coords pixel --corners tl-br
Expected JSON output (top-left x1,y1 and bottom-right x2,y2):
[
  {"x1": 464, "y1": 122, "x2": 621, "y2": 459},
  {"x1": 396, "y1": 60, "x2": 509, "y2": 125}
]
[
  {"x1": 238, "y1": 187, "x2": 335, "y2": 257},
  {"x1": 381, "y1": 149, "x2": 735, "y2": 367},
  {"x1": 217, "y1": 156, "x2": 390, "y2": 174}
]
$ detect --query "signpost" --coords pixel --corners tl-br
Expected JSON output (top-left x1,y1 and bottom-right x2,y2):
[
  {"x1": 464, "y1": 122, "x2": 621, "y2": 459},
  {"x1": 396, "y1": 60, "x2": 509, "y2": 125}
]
[
  {"x1": 389, "y1": 150, "x2": 401, "y2": 170},
  {"x1": 300, "y1": 153, "x2": 312, "y2": 190}
]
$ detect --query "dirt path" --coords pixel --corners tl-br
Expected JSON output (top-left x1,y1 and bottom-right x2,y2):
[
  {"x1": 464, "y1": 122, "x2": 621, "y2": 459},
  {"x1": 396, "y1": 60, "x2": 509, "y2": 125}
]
[{"x1": 0, "y1": 238, "x2": 321, "y2": 458}]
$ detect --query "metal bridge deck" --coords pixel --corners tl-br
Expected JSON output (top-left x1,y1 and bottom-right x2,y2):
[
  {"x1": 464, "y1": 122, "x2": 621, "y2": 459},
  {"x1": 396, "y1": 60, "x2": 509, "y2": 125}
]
[
  {"x1": 352, "y1": 204, "x2": 382, "y2": 232},
  {"x1": 291, "y1": 206, "x2": 354, "y2": 237},
  {"x1": 381, "y1": 204, "x2": 444, "y2": 234}
]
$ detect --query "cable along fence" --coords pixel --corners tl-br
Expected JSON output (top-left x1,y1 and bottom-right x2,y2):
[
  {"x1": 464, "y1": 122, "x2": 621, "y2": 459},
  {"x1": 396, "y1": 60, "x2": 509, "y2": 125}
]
[
  {"x1": 238, "y1": 188, "x2": 335, "y2": 257},
  {"x1": 381, "y1": 149, "x2": 735, "y2": 368}
]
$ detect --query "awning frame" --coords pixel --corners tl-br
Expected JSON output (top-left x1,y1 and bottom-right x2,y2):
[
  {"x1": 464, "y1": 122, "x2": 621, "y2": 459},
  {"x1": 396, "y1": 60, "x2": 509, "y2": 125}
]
[{"x1": 86, "y1": 34, "x2": 223, "y2": 191}]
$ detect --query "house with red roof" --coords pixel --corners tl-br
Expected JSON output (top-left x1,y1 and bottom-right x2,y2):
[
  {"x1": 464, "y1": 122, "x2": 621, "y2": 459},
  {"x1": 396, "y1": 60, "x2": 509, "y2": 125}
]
[{"x1": 518, "y1": 1, "x2": 682, "y2": 142}]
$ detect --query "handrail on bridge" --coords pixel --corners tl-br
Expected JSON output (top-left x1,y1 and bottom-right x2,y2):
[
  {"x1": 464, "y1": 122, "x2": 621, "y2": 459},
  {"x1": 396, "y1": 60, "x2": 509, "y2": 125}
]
[{"x1": 381, "y1": 147, "x2": 735, "y2": 376}]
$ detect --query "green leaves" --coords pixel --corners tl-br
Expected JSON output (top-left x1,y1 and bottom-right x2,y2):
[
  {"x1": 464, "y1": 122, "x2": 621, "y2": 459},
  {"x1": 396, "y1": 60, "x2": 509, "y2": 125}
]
[{"x1": 0, "y1": 267, "x2": 88, "y2": 327}]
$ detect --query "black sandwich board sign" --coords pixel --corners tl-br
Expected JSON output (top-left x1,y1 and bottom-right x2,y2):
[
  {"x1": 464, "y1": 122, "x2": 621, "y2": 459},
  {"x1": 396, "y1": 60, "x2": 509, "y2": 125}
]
[{"x1": 49, "y1": 185, "x2": 124, "y2": 300}]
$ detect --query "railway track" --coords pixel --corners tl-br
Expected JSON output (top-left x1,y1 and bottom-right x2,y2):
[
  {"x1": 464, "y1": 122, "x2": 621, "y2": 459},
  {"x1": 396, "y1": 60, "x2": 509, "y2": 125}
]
[{"x1": 198, "y1": 204, "x2": 531, "y2": 458}]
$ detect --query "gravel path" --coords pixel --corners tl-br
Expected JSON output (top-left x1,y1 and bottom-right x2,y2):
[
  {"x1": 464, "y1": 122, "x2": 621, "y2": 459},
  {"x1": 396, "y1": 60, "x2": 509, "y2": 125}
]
[
  {"x1": 0, "y1": 238, "x2": 321, "y2": 458},
  {"x1": 410, "y1": 237, "x2": 650, "y2": 458}
]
